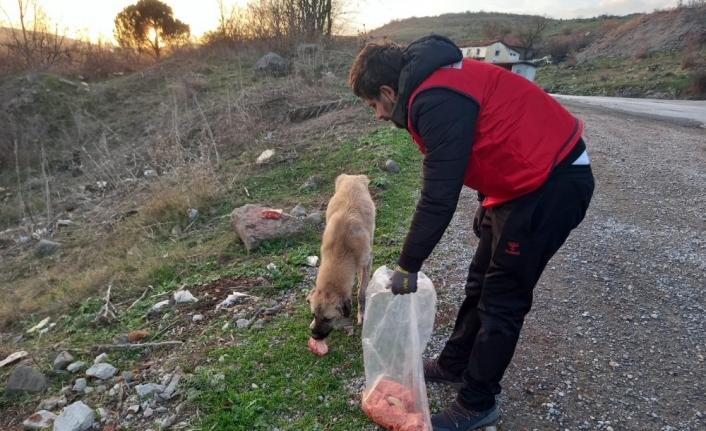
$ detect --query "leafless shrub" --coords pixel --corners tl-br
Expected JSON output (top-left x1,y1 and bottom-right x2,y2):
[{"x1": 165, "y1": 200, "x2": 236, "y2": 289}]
[
  {"x1": 202, "y1": 0, "x2": 345, "y2": 56},
  {"x1": 634, "y1": 47, "x2": 649, "y2": 59},
  {"x1": 688, "y1": 71, "x2": 706, "y2": 98},
  {"x1": 599, "y1": 19, "x2": 620, "y2": 32},
  {"x1": 676, "y1": 0, "x2": 706, "y2": 8},
  {"x1": 547, "y1": 36, "x2": 572, "y2": 59},
  {"x1": 680, "y1": 31, "x2": 704, "y2": 70},
  {"x1": 564, "y1": 52, "x2": 578, "y2": 68}
]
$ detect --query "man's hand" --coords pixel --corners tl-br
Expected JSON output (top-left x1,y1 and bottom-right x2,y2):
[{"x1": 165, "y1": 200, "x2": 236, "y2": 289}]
[
  {"x1": 390, "y1": 266, "x2": 418, "y2": 295},
  {"x1": 472, "y1": 205, "x2": 486, "y2": 239}
]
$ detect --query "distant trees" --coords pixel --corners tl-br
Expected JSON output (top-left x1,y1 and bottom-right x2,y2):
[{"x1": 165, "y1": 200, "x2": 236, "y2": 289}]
[
  {"x1": 0, "y1": 0, "x2": 72, "y2": 70},
  {"x1": 514, "y1": 15, "x2": 548, "y2": 50},
  {"x1": 113, "y1": 0, "x2": 190, "y2": 60},
  {"x1": 481, "y1": 19, "x2": 511, "y2": 41},
  {"x1": 203, "y1": 0, "x2": 342, "y2": 49}
]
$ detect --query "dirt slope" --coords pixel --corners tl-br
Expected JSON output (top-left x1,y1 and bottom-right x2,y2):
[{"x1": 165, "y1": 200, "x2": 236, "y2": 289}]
[{"x1": 578, "y1": 6, "x2": 706, "y2": 61}]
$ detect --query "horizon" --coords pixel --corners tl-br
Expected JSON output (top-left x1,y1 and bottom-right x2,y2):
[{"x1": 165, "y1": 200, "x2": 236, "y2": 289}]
[{"x1": 0, "y1": 0, "x2": 680, "y2": 43}]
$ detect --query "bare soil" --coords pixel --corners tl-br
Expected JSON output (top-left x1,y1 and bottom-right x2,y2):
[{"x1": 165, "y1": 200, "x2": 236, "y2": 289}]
[{"x1": 578, "y1": 6, "x2": 706, "y2": 61}]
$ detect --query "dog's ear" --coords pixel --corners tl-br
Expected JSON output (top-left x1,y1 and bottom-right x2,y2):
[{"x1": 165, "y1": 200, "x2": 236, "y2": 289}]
[
  {"x1": 337, "y1": 297, "x2": 352, "y2": 318},
  {"x1": 306, "y1": 289, "x2": 315, "y2": 303}
]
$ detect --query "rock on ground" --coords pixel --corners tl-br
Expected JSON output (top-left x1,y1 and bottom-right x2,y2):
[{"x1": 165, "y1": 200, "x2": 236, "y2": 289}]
[
  {"x1": 230, "y1": 204, "x2": 306, "y2": 251},
  {"x1": 4, "y1": 366, "x2": 49, "y2": 396},
  {"x1": 53, "y1": 401, "x2": 94, "y2": 431}
]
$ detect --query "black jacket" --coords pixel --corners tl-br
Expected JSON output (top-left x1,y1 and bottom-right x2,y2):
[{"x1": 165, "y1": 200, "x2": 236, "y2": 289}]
[{"x1": 390, "y1": 35, "x2": 482, "y2": 273}]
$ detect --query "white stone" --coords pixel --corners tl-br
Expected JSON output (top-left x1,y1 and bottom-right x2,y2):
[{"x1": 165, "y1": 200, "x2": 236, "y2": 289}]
[
  {"x1": 97, "y1": 408, "x2": 108, "y2": 420},
  {"x1": 85, "y1": 363, "x2": 117, "y2": 380},
  {"x1": 72, "y1": 378, "x2": 87, "y2": 392},
  {"x1": 66, "y1": 362, "x2": 86, "y2": 373},
  {"x1": 305, "y1": 256, "x2": 319, "y2": 267},
  {"x1": 236, "y1": 319, "x2": 250, "y2": 329},
  {"x1": 163, "y1": 374, "x2": 181, "y2": 397},
  {"x1": 23, "y1": 410, "x2": 57, "y2": 430},
  {"x1": 53, "y1": 401, "x2": 94, "y2": 431},
  {"x1": 192, "y1": 314, "x2": 204, "y2": 322},
  {"x1": 93, "y1": 353, "x2": 108, "y2": 364},
  {"x1": 135, "y1": 383, "x2": 165, "y2": 398},
  {"x1": 151, "y1": 300, "x2": 171, "y2": 311},
  {"x1": 256, "y1": 149, "x2": 275, "y2": 164}
]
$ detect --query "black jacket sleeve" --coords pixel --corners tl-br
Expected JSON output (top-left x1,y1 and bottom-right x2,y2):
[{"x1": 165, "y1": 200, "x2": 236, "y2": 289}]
[{"x1": 397, "y1": 88, "x2": 479, "y2": 273}]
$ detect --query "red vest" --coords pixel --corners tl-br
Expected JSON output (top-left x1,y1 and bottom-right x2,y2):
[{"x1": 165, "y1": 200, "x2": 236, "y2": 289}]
[{"x1": 407, "y1": 58, "x2": 583, "y2": 207}]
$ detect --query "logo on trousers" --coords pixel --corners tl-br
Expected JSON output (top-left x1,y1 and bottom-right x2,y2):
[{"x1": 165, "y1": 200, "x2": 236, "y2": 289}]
[{"x1": 505, "y1": 241, "x2": 520, "y2": 256}]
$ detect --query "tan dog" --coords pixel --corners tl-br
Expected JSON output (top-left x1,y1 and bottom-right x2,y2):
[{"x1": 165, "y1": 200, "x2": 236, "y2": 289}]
[{"x1": 307, "y1": 174, "x2": 375, "y2": 340}]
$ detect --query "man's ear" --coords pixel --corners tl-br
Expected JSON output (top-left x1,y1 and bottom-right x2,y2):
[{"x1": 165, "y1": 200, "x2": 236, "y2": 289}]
[
  {"x1": 337, "y1": 297, "x2": 352, "y2": 318},
  {"x1": 379, "y1": 85, "x2": 397, "y2": 103}
]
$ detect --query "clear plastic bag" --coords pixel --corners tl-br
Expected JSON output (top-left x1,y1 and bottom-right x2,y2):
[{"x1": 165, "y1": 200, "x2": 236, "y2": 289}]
[{"x1": 361, "y1": 266, "x2": 436, "y2": 431}]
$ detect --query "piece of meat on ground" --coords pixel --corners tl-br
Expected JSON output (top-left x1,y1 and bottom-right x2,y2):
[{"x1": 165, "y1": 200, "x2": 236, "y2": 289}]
[{"x1": 307, "y1": 337, "x2": 328, "y2": 356}]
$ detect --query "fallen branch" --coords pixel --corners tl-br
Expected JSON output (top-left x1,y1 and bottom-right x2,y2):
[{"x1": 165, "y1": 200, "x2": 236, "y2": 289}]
[
  {"x1": 93, "y1": 282, "x2": 118, "y2": 326},
  {"x1": 126, "y1": 286, "x2": 152, "y2": 311}
]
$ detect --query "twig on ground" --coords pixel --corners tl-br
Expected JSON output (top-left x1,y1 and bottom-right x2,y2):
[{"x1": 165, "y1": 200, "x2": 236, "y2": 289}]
[
  {"x1": 93, "y1": 282, "x2": 118, "y2": 325},
  {"x1": 117, "y1": 381, "x2": 124, "y2": 415},
  {"x1": 95, "y1": 341, "x2": 184, "y2": 350},
  {"x1": 126, "y1": 286, "x2": 152, "y2": 311}
]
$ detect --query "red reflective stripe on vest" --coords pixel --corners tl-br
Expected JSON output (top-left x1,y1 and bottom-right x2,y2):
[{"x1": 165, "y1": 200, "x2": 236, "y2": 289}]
[{"x1": 407, "y1": 58, "x2": 583, "y2": 207}]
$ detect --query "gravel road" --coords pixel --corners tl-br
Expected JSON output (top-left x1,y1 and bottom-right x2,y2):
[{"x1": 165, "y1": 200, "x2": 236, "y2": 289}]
[
  {"x1": 551, "y1": 95, "x2": 706, "y2": 129},
  {"x1": 416, "y1": 102, "x2": 706, "y2": 431}
]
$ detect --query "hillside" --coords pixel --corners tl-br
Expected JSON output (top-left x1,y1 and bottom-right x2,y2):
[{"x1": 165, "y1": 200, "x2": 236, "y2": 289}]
[
  {"x1": 367, "y1": 11, "x2": 638, "y2": 46},
  {"x1": 577, "y1": 5, "x2": 706, "y2": 60}
]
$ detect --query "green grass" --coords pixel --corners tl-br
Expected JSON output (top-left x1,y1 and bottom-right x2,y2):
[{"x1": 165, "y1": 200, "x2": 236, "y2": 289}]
[
  {"x1": 535, "y1": 50, "x2": 700, "y2": 98},
  {"x1": 1, "y1": 124, "x2": 425, "y2": 430},
  {"x1": 179, "y1": 126, "x2": 423, "y2": 430}
]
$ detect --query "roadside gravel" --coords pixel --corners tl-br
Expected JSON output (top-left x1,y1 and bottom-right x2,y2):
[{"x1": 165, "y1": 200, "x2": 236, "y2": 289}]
[{"x1": 404, "y1": 103, "x2": 706, "y2": 431}]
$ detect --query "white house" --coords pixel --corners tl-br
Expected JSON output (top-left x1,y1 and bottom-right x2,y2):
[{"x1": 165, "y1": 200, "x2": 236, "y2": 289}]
[
  {"x1": 484, "y1": 41, "x2": 523, "y2": 63},
  {"x1": 460, "y1": 45, "x2": 486, "y2": 59},
  {"x1": 492, "y1": 61, "x2": 538, "y2": 82},
  {"x1": 458, "y1": 39, "x2": 537, "y2": 82}
]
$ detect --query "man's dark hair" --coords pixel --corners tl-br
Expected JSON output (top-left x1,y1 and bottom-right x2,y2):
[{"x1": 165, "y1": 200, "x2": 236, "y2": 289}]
[{"x1": 349, "y1": 41, "x2": 404, "y2": 99}]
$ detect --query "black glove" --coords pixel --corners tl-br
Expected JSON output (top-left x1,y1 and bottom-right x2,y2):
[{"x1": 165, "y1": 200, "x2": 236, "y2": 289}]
[
  {"x1": 472, "y1": 205, "x2": 486, "y2": 239},
  {"x1": 390, "y1": 266, "x2": 418, "y2": 295}
]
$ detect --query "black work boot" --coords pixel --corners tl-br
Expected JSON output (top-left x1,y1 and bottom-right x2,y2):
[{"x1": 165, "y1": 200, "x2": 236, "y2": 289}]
[
  {"x1": 431, "y1": 400, "x2": 499, "y2": 431},
  {"x1": 423, "y1": 359, "x2": 463, "y2": 389}
]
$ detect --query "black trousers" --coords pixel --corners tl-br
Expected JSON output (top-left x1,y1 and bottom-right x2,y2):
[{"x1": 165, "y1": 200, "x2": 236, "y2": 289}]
[{"x1": 437, "y1": 164, "x2": 595, "y2": 410}]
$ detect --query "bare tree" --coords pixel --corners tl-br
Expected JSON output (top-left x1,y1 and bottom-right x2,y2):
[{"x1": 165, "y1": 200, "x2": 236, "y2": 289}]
[
  {"x1": 515, "y1": 15, "x2": 548, "y2": 50},
  {"x1": 0, "y1": 0, "x2": 72, "y2": 70},
  {"x1": 204, "y1": 0, "x2": 341, "y2": 49},
  {"x1": 481, "y1": 19, "x2": 511, "y2": 41}
]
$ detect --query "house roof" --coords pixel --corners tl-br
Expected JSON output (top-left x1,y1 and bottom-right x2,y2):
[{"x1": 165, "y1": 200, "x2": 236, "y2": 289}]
[
  {"x1": 490, "y1": 61, "x2": 537, "y2": 68},
  {"x1": 459, "y1": 36, "x2": 529, "y2": 52}
]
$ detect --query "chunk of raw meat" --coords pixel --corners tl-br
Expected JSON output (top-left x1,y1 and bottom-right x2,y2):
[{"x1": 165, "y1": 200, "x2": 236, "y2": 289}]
[
  {"x1": 361, "y1": 378, "x2": 428, "y2": 431},
  {"x1": 307, "y1": 337, "x2": 328, "y2": 356}
]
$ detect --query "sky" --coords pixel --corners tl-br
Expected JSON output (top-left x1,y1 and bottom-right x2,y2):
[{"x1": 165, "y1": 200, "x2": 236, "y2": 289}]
[{"x1": 0, "y1": 0, "x2": 679, "y2": 42}]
